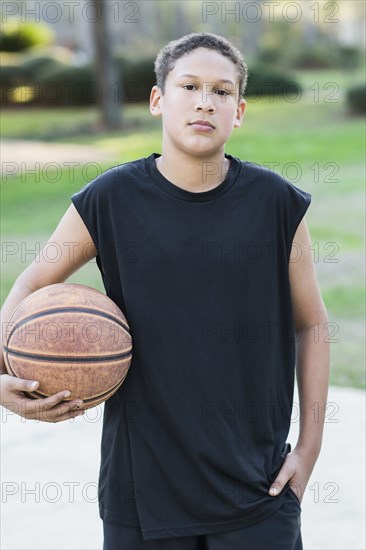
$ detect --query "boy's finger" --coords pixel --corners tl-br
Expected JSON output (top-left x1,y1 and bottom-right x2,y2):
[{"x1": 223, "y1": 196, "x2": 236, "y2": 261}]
[
  {"x1": 13, "y1": 386, "x2": 84, "y2": 419},
  {"x1": 41, "y1": 390, "x2": 74, "y2": 410},
  {"x1": 4, "y1": 377, "x2": 75, "y2": 406},
  {"x1": 288, "y1": 482, "x2": 303, "y2": 503},
  {"x1": 24, "y1": 398, "x2": 84, "y2": 421},
  {"x1": 41, "y1": 399, "x2": 86, "y2": 421},
  {"x1": 269, "y1": 471, "x2": 292, "y2": 497},
  {"x1": 5, "y1": 376, "x2": 40, "y2": 393},
  {"x1": 48, "y1": 409, "x2": 85, "y2": 423}
]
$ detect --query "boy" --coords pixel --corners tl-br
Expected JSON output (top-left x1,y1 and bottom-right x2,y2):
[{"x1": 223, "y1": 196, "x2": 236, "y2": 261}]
[{"x1": 0, "y1": 33, "x2": 330, "y2": 549}]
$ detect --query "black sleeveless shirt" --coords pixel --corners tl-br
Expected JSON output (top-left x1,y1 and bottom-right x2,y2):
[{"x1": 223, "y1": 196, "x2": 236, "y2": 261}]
[{"x1": 71, "y1": 153, "x2": 311, "y2": 540}]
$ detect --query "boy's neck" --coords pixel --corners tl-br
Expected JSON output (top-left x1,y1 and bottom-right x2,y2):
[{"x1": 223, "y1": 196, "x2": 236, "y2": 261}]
[{"x1": 155, "y1": 148, "x2": 230, "y2": 193}]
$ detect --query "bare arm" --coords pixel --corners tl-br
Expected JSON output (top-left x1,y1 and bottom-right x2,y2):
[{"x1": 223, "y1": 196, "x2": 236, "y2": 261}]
[
  {"x1": 0, "y1": 204, "x2": 97, "y2": 421},
  {"x1": 289, "y1": 217, "x2": 330, "y2": 458},
  {"x1": 269, "y1": 217, "x2": 330, "y2": 502}
]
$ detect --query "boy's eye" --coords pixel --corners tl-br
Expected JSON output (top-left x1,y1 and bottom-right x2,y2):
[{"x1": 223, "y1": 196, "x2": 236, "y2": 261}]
[
  {"x1": 216, "y1": 89, "x2": 230, "y2": 96},
  {"x1": 182, "y1": 84, "x2": 231, "y2": 96}
]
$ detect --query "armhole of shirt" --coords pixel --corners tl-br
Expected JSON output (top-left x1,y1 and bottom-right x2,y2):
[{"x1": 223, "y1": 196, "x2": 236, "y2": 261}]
[
  {"x1": 286, "y1": 188, "x2": 312, "y2": 263},
  {"x1": 71, "y1": 194, "x2": 105, "y2": 276}
]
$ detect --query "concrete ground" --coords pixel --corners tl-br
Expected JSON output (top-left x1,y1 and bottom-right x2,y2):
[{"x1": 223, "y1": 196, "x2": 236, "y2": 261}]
[
  {"x1": 1, "y1": 384, "x2": 365, "y2": 550},
  {"x1": 0, "y1": 140, "x2": 116, "y2": 175}
]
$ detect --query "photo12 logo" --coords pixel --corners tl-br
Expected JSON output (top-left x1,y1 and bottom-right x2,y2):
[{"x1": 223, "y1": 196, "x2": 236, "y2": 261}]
[
  {"x1": 201, "y1": 2, "x2": 339, "y2": 24},
  {"x1": 1, "y1": 1, "x2": 139, "y2": 24}
]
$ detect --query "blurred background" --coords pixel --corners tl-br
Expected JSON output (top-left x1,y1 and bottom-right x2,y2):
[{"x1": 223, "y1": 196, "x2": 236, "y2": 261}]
[{"x1": 1, "y1": 0, "x2": 365, "y2": 549}]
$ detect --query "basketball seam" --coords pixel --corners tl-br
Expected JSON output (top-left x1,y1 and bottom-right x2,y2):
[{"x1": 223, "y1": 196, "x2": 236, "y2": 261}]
[
  {"x1": 6, "y1": 306, "x2": 131, "y2": 348},
  {"x1": 28, "y1": 372, "x2": 128, "y2": 404},
  {"x1": 3, "y1": 346, "x2": 132, "y2": 363}
]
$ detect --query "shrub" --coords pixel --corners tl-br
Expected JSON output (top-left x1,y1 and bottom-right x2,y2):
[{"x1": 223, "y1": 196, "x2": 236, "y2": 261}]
[
  {"x1": 0, "y1": 64, "x2": 29, "y2": 103},
  {"x1": 338, "y1": 46, "x2": 362, "y2": 70},
  {"x1": 37, "y1": 65, "x2": 96, "y2": 106},
  {"x1": 256, "y1": 43, "x2": 362, "y2": 71},
  {"x1": 0, "y1": 49, "x2": 72, "y2": 104},
  {"x1": 246, "y1": 64, "x2": 301, "y2": 98},
  {"x1": 34, "y1": 56, "x2": 157, "y2": 106},
  {"x1": 0, "y1": 50, "x2": 24, "y2": 66},
  {"x1": 287, "y1": 44, "x2": 342, "y2": 70},
  {"x1": 255, "y1": 47, "x2": 284, "y2": 66},
  {"x1": 347, "y1": 84, "x2": 366, "y2": 115},
  {"x1": 115, "y1": 55, "x2": 156, "y2": 102},
  {"x1": 21, "y1": 55, "x2": 69, "y2": 81},
  {"x1": 0, "y1": 20, "x2": 54, "y2": 52}
]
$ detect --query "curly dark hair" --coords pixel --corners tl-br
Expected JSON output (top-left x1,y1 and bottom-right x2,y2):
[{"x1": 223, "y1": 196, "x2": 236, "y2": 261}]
[{"x1": 154, "y1": 32, "x2": 248, "y2": 101}]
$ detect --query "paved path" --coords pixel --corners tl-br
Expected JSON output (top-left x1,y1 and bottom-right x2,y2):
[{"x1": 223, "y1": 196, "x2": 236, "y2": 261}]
[
  {"x1": 1, "y1": 384, "x2": 365, "y2": 550},
  {"x1": 0, "y1": 140, "x2": 116, "y2": 175}
]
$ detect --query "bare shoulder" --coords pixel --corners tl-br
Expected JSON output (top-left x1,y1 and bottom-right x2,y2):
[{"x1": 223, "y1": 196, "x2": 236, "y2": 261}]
[{"x1": 289, "y1": 218, "x2": 328, "y2": 331}]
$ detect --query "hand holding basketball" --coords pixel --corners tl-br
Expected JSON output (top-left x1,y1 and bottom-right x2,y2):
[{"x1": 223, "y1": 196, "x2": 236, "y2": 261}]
[
  {"x1": 2, "y1": 283, "x2": 132, "y2": 414},
  {"x1": 0, "y1": 374, "x2": 85, "y2": 422}
]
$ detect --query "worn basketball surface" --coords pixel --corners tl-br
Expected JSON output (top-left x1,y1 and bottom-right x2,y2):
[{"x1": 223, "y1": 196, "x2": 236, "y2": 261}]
[{"x1": 3, "y1": 283, "x2": 132, "y2": 410}]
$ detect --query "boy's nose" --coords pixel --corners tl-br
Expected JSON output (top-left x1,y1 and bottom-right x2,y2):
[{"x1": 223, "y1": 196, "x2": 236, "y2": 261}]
[{"x1": 195, "y1": 100, "x2": 215, "y2": 113}]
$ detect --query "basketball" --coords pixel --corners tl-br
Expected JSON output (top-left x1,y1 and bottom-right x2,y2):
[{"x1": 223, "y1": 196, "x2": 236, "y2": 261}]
[{"x1": 3, "y1": 283, "x2": 132, "y2": 410}]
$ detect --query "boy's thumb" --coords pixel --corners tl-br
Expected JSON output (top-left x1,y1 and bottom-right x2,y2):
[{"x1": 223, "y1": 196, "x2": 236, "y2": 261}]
[
  {"x1": 2, "y1": 375, "x2": 39, "y2": 391},
  {"x1": 25, "y1": 380, "x2": 39, "y2": 390},
  {"x1": 269, "y1": 475, "x2": 287, "y2": 497}
]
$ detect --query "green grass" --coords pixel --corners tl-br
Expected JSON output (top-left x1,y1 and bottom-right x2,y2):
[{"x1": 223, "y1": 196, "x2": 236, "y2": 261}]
[
  {"x1": 1, "y1": 167, "x2": 102, "y2": 234},
  {"x1": 292, "y1": 66, "x2": 365, "y2": 97},
  {"x1": 1, "y1": 71, "x2": 365, "y2": 388},
  {"x1": 0, "y1": 104, "x2": 160, "y2": 141},
  {"x1": 322, "y1": 286, "x2": 365, "y2": 319}
]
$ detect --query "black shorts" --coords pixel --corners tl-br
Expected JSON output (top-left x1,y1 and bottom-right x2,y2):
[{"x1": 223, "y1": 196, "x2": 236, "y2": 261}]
[{"x1": 103, "y1": 488, "x2": 302, "y2": 550}]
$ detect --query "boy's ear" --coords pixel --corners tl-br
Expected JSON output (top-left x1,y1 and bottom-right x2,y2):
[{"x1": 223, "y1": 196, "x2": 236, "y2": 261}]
[
  {"x1": 150, "y1": 85, "x2": 162, "y2": 117},
  {"x1": 234, "y1": 98, "x2": 246, "y2": 128}
]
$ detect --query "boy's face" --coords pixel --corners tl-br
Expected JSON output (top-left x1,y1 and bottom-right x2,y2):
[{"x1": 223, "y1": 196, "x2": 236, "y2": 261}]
[{"x1": 150, "y1": 47, "x2": 246, "y2": 158}]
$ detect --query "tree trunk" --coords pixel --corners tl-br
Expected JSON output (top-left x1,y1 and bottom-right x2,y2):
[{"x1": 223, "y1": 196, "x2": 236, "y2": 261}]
[{"x1": 92, "y1": 0, "x2": 122, "y2": 130}]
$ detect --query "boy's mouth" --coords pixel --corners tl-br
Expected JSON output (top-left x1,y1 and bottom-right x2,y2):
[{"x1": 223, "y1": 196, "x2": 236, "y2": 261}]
[{"x1": 188, "y1": 120, "x2": 215, "y2": 131}]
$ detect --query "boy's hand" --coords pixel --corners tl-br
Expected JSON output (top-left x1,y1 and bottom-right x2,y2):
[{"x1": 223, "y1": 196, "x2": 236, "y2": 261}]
[
  {"x1": 0, "y1": 374, "x2": 85, "y2": 423},
  {"x1": 268, "y1": 448, "x2": 317, "y2": 504}
]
